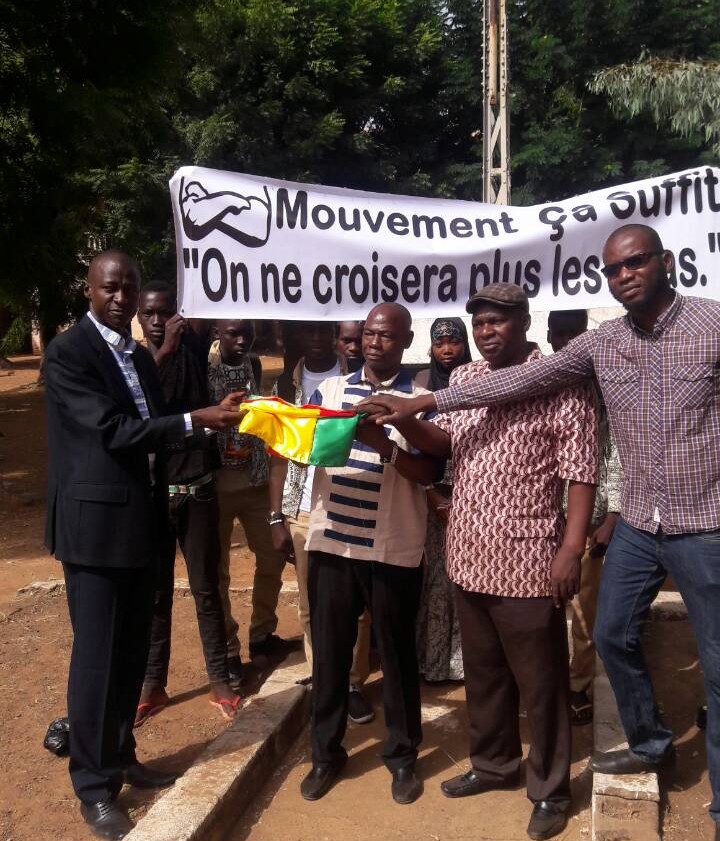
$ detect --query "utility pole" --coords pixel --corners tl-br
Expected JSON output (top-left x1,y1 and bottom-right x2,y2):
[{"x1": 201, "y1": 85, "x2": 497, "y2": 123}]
[{"x1": 482, "y1": 0, "x2": 511, "y2": 203}]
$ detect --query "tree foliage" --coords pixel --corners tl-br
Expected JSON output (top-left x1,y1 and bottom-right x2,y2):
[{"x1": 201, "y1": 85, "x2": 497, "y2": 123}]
[
  {"x1": 590, "y1": 58, "x2": 720, "y2": 154},
  {"x1": 1, "y1": 0, "x2": 720, "y2": 336},
  {"x1": 507, "y1": 0, "x2": 720, "y2": 204},
  {"x1": 177, "y1": 0, "x2": 482, "y2": 196},
  {"x1": 0, "y1": 0, "x2": 188, "y2": 339}
]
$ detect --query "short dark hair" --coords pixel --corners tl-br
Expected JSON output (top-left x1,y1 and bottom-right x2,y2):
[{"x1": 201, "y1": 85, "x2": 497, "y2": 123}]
[
  {"x1": 606, "y1": 223, "x2": 664, "y2": 253},
  {"x1": 548, "y1": 309, "x2": 588, "y2": 332},
  {"x1": 140, "y1": 280, "x2": 176, "y2": 304}
]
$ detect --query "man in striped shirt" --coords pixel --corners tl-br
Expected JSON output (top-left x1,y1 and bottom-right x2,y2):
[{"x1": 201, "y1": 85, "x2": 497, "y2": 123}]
[
  {"x1": 360, "y1": 224, "x2": 720, "y2": 837},
  {"x1": 300, "y1": 303, "x2": 442, "y2": 806}
]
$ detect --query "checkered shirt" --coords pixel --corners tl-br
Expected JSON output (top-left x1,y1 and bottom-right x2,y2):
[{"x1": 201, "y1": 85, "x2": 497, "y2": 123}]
[{"x1": 435, "y1": 293, "x2": 720, "y2": 535}]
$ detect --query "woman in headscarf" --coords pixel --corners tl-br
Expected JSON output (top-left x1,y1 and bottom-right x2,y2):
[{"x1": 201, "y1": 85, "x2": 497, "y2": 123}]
[{"x1": 415, "y1": 318, "x2": 472, "y2": 682}]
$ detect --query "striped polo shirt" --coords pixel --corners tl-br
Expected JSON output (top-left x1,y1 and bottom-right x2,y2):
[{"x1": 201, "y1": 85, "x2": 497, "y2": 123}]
[{"x1": 305, "y1": 367, "x2": 435, "y2": 568}]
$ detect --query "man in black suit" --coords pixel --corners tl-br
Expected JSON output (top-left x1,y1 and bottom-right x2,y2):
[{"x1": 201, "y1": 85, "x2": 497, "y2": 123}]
[{"x1": 44, "y1": 251, "x2": 243, "y2": 840}]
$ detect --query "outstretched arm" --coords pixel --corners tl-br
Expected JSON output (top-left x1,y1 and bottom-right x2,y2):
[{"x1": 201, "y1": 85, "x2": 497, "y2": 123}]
[
  {"x1": 45, "y1": 340, "x2": 244, "y2": 451},
  {"x1": 359, "y1": 332, "x2": 596, "y2": 423}
]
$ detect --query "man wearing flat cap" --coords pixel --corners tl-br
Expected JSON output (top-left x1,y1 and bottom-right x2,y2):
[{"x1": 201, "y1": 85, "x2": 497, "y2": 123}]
[{"x1": 381, "y1": 284, "x2": 598, "y2": 840}]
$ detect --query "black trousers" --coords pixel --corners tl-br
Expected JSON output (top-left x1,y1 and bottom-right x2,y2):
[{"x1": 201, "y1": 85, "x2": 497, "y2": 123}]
[
  {"x1": 308, "y1": 550, "x2": 423, "y2": 772},
  {"x1": 144, "y1": 482, "x2": 229, "y2": 687},
  {"x1": 63, "y1": 560, "x2": 155, "y2": 803},
  {"x1": 454, "y1": 586, "x2": 571, "y2": 805}
]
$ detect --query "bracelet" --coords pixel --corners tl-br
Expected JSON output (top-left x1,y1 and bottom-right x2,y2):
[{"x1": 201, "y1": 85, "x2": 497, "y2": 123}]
[
  {"x1": 266, "y1": 510, "x2": 285, "y2": 526},
  {"x1": 268, "y1": 517, "x2": 285, "y2": 526}
]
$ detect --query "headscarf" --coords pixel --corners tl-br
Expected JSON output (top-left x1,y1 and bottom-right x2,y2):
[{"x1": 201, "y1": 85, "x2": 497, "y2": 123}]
[{"x1": 427, "y1": 317, "x2": 472, "y2": 392}]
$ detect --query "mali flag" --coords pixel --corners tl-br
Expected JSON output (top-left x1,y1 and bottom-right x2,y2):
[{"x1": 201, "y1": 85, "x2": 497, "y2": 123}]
[{"x1": 237, "y1": 396, "x2": 360, "y2": 467}]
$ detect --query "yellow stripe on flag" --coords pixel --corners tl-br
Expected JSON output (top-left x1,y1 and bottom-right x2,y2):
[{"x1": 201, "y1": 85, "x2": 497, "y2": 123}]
[{"x1": 237, "y1": 398, "x2": 321, "y2": 462}]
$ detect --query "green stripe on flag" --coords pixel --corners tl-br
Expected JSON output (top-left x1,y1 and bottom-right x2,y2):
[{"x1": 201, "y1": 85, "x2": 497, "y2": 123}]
[{"x1": 308, "y1": 414, "x2": 360, "y2": 466}]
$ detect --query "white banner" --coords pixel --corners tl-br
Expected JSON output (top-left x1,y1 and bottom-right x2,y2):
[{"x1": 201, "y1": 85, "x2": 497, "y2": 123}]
[{"x1": 170, "y1": 165, "x2": 720, "y2": 319}]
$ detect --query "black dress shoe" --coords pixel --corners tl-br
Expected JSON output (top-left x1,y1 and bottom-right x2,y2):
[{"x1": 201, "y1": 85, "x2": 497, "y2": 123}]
[
  {"x1": 527, "y1": 801, "x2": 568, "y2": 840},
  {"x1": 249, "y1": 634, "x2": 300, "y2": 658},
  {"x1": 300, "y1": 761, "x2": 345, "y2": 801},
  {"x1": 590, "y1": 746, "x2": 674, "y2": 775},
  {"x1": 441, "y1": 769, "x2": 519, "y2": 798},
  {"x1": 391, "y1": 767, "x2": 422, "y2": 804},
  {"x1": 80, "y1": 801, "x2": 133, "y2": 840},
  {"x1": 124, "y1": 761, "x2": 178, "y2": 789}
]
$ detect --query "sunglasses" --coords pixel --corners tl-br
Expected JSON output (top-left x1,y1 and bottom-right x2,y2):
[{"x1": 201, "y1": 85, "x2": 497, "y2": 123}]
[{"x1": 601, "y1": 250, "x2": 663, "y2": 280}]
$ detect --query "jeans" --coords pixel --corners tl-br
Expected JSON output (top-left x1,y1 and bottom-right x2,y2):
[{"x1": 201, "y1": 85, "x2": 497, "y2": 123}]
[
  {"x1": 595, "y1": 517, "x2": 720, "y2": 820},
  {"x1": 144, "y1": 481, "x2": 229, "y2": 687}
]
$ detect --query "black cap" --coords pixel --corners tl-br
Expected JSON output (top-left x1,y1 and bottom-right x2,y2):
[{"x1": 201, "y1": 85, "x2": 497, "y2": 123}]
[{"x1": 465, "y1": 282, "x2": 529, "y2": 313}]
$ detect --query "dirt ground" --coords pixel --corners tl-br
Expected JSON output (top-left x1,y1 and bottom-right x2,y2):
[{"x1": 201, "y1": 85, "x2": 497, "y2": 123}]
[
  {"x1": 0, "y1": 356, "x2": 715, "y2": 841},
  {"x1": 227, "y1": 619, "x2": 710, "y2": 841}
]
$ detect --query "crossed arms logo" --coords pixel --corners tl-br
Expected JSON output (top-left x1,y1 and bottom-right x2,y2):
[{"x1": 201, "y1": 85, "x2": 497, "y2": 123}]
[{"x1": 179, "y1": 177, "x2": 272, "y2": 247}]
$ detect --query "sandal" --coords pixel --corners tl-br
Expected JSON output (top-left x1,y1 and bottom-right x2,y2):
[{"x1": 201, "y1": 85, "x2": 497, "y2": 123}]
[
  {"x1": 570, "y1": 690, "x2": 593, "y2": 726},
  {"x1": 209, "y1": 695, "x2": 242, "y2": 721},
  {"x1": 134, "y1": 700, "x2": 168, "y2": 729}
]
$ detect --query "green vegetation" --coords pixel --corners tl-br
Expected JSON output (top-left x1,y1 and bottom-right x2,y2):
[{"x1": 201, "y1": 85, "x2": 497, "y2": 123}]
[
  {"x1": 0, "y1": 0, "x2": 718, "y2": 340},
  {"x1": 591, "y1": 57, "x2": 720, "y2": 155}
]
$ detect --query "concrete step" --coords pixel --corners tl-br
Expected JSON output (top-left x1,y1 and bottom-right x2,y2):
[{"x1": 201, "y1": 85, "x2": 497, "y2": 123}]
[{"x1": 588, "y1": 591, "x2": 686, "y2": 841}]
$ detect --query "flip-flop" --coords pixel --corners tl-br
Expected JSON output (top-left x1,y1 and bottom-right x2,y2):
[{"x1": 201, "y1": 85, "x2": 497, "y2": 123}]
[
  {"x1": 570, "y1": 699, "x2": 593, "y2": 726},
  {"x1": 209, "y1": 695, "x2": 242, "y2": 721},
  {"x1": 134, "y1": 701, "x2": 167, "y2": 729}
]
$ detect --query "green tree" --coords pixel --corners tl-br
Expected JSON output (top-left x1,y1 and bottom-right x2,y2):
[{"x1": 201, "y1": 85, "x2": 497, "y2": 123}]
[
  {"x1": 178, "y1": 0, "x2": 483, "y2": 198},
  {"x1": 0, "y1": 0, "x2": 189, "y2": 341},
  {"x1": 590, "y1": 57, "x2": 720, "y2": 155},
  {"x1": 507, "y1": 0, "x2": 720, "y2": 204}
]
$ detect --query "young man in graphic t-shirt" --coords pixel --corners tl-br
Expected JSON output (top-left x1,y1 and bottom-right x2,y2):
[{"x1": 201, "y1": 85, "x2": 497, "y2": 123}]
[{"x1": 209, "y1": 320, "x2": 290, "y2": 684}]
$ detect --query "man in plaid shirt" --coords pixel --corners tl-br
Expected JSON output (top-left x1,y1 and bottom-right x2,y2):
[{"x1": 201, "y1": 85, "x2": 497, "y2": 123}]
[{"x1": 361, "y1": 224, "x2": 720, "y2": 837}]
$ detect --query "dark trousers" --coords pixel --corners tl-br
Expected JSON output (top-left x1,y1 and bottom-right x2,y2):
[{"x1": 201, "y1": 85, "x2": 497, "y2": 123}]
[
  {"x1": 144, "y1": 482, "x2": 229, "y2": 687},
  {"x1": 594, "y1": 518, "x2": 720, "y2": 821},
  {"x1": 454, "y1": 586, "x2": 571, "y2": 805},
  {"x1": 63, "y1": 560, "x2": 155, "y2": 803},
  {"x1": 308, "y1": 551, "x2": 423, "y2": 772}
]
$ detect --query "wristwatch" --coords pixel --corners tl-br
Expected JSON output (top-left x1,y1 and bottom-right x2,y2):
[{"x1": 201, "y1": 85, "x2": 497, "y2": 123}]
[
  {"x1": 380, "y1": 442, "x2": 399, "y2": 465},
  {"x1": 266, "y1": 510, "x2": 285, "y2": 526}
]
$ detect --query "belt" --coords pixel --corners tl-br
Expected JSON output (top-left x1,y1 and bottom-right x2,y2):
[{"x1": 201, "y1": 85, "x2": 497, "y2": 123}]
[{"x1": 168, "y1": 473, "x2": 214, "y2": 496}]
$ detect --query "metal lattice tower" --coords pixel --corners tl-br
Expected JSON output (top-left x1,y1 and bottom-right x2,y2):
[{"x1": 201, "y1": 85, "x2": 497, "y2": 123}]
[{"x1": 482, "y1": 0, "x2": 511, "y2": 204}]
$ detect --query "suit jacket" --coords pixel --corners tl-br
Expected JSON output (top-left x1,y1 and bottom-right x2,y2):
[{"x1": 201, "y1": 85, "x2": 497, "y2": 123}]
[{"x1": 44, "y1": 315, "x2": 186, "y2": 568}]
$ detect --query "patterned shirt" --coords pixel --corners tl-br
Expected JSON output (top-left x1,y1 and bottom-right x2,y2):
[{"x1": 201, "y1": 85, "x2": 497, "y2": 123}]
[
  {"x1": 305, "y1": 368, "x2": 435, "y2": 567},
  {"x1": 562, "y1": 389, "x2": 623, "y2": 527},
  {"x1": 434, "y1": 349, "x2": 598, "y2": 597},
  {"x1": 208, "y1": 353, "x2": 268, "y2": 487},
  {"x1": 435, "y1": 293, "x2": 720, "y2": 535}
]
